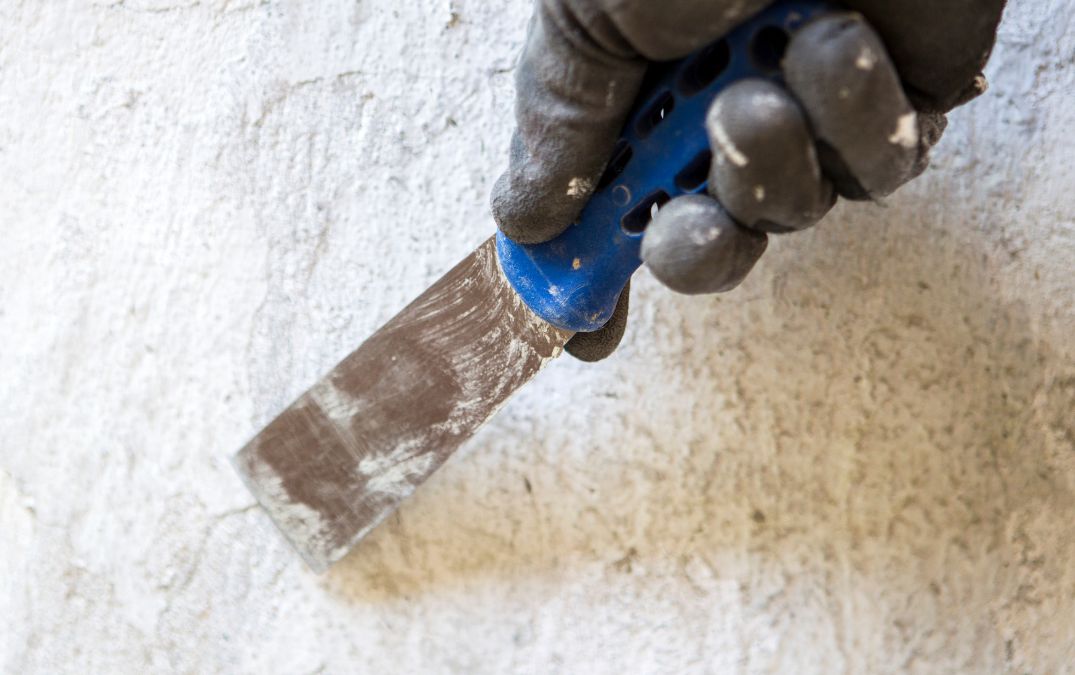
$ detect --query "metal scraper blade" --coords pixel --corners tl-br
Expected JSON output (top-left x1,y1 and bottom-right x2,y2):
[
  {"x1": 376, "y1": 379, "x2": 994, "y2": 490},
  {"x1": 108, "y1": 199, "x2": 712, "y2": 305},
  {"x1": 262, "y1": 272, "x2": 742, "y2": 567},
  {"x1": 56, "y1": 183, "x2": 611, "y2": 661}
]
[{"x1": 233, "y1": 237, "x2": 574, "y2": 572}]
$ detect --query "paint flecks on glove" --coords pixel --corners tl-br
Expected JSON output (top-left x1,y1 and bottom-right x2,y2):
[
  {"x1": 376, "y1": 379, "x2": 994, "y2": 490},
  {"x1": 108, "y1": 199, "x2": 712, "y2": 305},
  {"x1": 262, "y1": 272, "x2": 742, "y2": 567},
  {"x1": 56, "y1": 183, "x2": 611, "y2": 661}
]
[{"x1": 493, "y1": 0, "x2": 1008, "y2": 360}]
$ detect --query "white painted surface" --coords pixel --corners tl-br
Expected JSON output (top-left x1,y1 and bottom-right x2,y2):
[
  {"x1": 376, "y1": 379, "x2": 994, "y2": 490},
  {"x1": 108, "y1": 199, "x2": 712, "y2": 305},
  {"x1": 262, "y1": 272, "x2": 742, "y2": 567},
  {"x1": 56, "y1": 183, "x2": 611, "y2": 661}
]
[{"x1": 2, "y1": 1, "x2": 1073, "y2": 672}]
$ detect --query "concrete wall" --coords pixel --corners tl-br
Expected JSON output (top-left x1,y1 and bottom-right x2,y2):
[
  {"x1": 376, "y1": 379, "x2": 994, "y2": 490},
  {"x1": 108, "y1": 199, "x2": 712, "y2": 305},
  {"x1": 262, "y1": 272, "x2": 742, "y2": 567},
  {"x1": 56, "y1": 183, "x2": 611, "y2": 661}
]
[{"x1": 2, "y1": 0, "x2": 1073, "y2": 672}]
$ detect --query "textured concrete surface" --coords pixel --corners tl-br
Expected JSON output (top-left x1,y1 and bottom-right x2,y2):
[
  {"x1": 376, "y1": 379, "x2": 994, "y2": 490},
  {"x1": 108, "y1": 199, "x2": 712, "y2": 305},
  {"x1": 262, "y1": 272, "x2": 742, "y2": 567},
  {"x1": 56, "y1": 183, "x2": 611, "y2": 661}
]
[{"x1": 2, "y1": 1, "x2": 1073, "y2": 673}]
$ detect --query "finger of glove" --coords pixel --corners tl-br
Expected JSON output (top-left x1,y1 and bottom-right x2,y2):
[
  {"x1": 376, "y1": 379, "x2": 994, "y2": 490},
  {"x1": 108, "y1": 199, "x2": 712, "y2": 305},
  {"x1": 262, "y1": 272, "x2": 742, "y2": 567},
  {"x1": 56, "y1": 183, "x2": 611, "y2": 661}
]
[
  {"x1": 591, "y1": 0, "x2": 771, "y2": 61},
  {"x1": 641, "y1": 194, "x2": 768, "y2": 295},
  {"x1": 564, "y1": 279, "x2": 630, "y2": 362},
  {"x1": 490, "y1": 5, "x2": 647, "y2": 244},
  {"x1": 784, "y1": 14, "x2": 924, "y2": 199},
  {"x1": 845, "y1": 0, "x2": 1005, "y2": 113},
  {"x1": 705, "y1": 79, "x2": 836, "y2": 233},
  {"x1": 491, "y1": 0, "x2": 776, "y2": 245}
]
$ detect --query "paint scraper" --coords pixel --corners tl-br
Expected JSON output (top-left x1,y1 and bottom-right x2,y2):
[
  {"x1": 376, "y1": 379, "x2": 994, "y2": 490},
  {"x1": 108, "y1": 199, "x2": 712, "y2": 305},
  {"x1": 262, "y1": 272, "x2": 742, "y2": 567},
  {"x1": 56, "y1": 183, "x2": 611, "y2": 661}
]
[{"x1": 233, "y1": 0, "x2": 831, "y2": 572}]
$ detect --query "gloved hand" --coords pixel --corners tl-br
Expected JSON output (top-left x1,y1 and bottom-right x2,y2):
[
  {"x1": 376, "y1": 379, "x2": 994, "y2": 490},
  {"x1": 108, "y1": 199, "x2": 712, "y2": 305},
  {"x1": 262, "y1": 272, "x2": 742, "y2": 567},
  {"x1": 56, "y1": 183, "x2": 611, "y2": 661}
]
[{"x1": 492, "y1": 0, "x2": 1007, "y2": 361}]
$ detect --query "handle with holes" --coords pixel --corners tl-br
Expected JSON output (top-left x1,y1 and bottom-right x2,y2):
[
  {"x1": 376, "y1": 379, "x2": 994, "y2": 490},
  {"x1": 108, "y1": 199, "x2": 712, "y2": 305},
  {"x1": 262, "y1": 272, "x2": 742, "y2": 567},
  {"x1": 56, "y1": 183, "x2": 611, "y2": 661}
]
[{"x1": 495, "y1": 0, "x2": 833, "y2": 332}]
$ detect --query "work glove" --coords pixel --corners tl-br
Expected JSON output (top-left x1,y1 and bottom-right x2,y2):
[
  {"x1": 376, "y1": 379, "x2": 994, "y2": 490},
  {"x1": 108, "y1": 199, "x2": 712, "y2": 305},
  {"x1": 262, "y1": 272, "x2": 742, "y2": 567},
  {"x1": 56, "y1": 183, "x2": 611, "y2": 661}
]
[{"x1": 492, "y1": 0, "x2": 1007, "y2": 361}]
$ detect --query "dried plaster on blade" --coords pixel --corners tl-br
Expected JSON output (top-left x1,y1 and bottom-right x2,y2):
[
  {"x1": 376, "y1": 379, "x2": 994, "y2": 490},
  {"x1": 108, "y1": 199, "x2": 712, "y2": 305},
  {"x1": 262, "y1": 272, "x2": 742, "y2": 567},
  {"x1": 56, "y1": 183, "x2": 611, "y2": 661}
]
[{"x1": 236, "y1": 240, "x2": 571, "y2": 570}]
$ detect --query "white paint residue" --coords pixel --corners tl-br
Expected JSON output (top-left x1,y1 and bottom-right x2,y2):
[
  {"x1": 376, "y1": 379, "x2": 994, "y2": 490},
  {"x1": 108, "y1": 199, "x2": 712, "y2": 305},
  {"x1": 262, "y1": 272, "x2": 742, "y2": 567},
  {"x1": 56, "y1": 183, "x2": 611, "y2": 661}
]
[
  {"x1": 888, "y1": 112, "x2": 919, "y2": 149},
  {"x1": 309, "y1": 379, "x2": 363, "y2": 426},
  {"x1": 722, "y1": 0, "x2": 746, "y2": 19},
  {"x1": 240, "y1": 451, "x2": 345, "y2": 570},
  {"x1": 690, "y1": 226, "x2": 721, "y2": 246},
  {"x1": 605, "y1": 79, "x2": 617, "y2": 108},
  {"x1": 709, "y1": 102, "x2": 749, "y2": 167},
  {"x1": 754, "y1": 185, "x2": 766, "y2": 202},
  {"x1": 567, "y1": 176, "x2": 593, "y2": 198},
  {"x1": 753, "y1": 92, "x2": 784, "y2": 111},
  {"x1": 358, "y1": 445, "x2": 438, "y2": 499},
  {"x1": 856, "y1": 46, "x2": 877, "y2": 71},
  {"x1": 806, "y1": 141, "x2": 821, "y2": 180}
]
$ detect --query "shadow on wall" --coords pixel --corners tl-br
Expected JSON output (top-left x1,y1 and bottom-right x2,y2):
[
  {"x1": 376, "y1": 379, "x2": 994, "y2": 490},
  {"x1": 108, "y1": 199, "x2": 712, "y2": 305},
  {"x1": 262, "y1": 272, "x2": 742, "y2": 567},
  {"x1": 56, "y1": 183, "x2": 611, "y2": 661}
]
[{"x1": 323, "y1": 193, "x2": 1074, "y2": 668}]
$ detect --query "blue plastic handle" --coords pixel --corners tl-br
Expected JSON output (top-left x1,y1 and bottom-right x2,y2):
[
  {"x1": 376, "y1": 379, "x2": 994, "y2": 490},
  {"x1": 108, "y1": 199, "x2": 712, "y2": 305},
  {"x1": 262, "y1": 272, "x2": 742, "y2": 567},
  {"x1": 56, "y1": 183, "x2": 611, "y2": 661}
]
[{"x1": 496, "y1": 0, "x2": 832, "y2": 332}]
